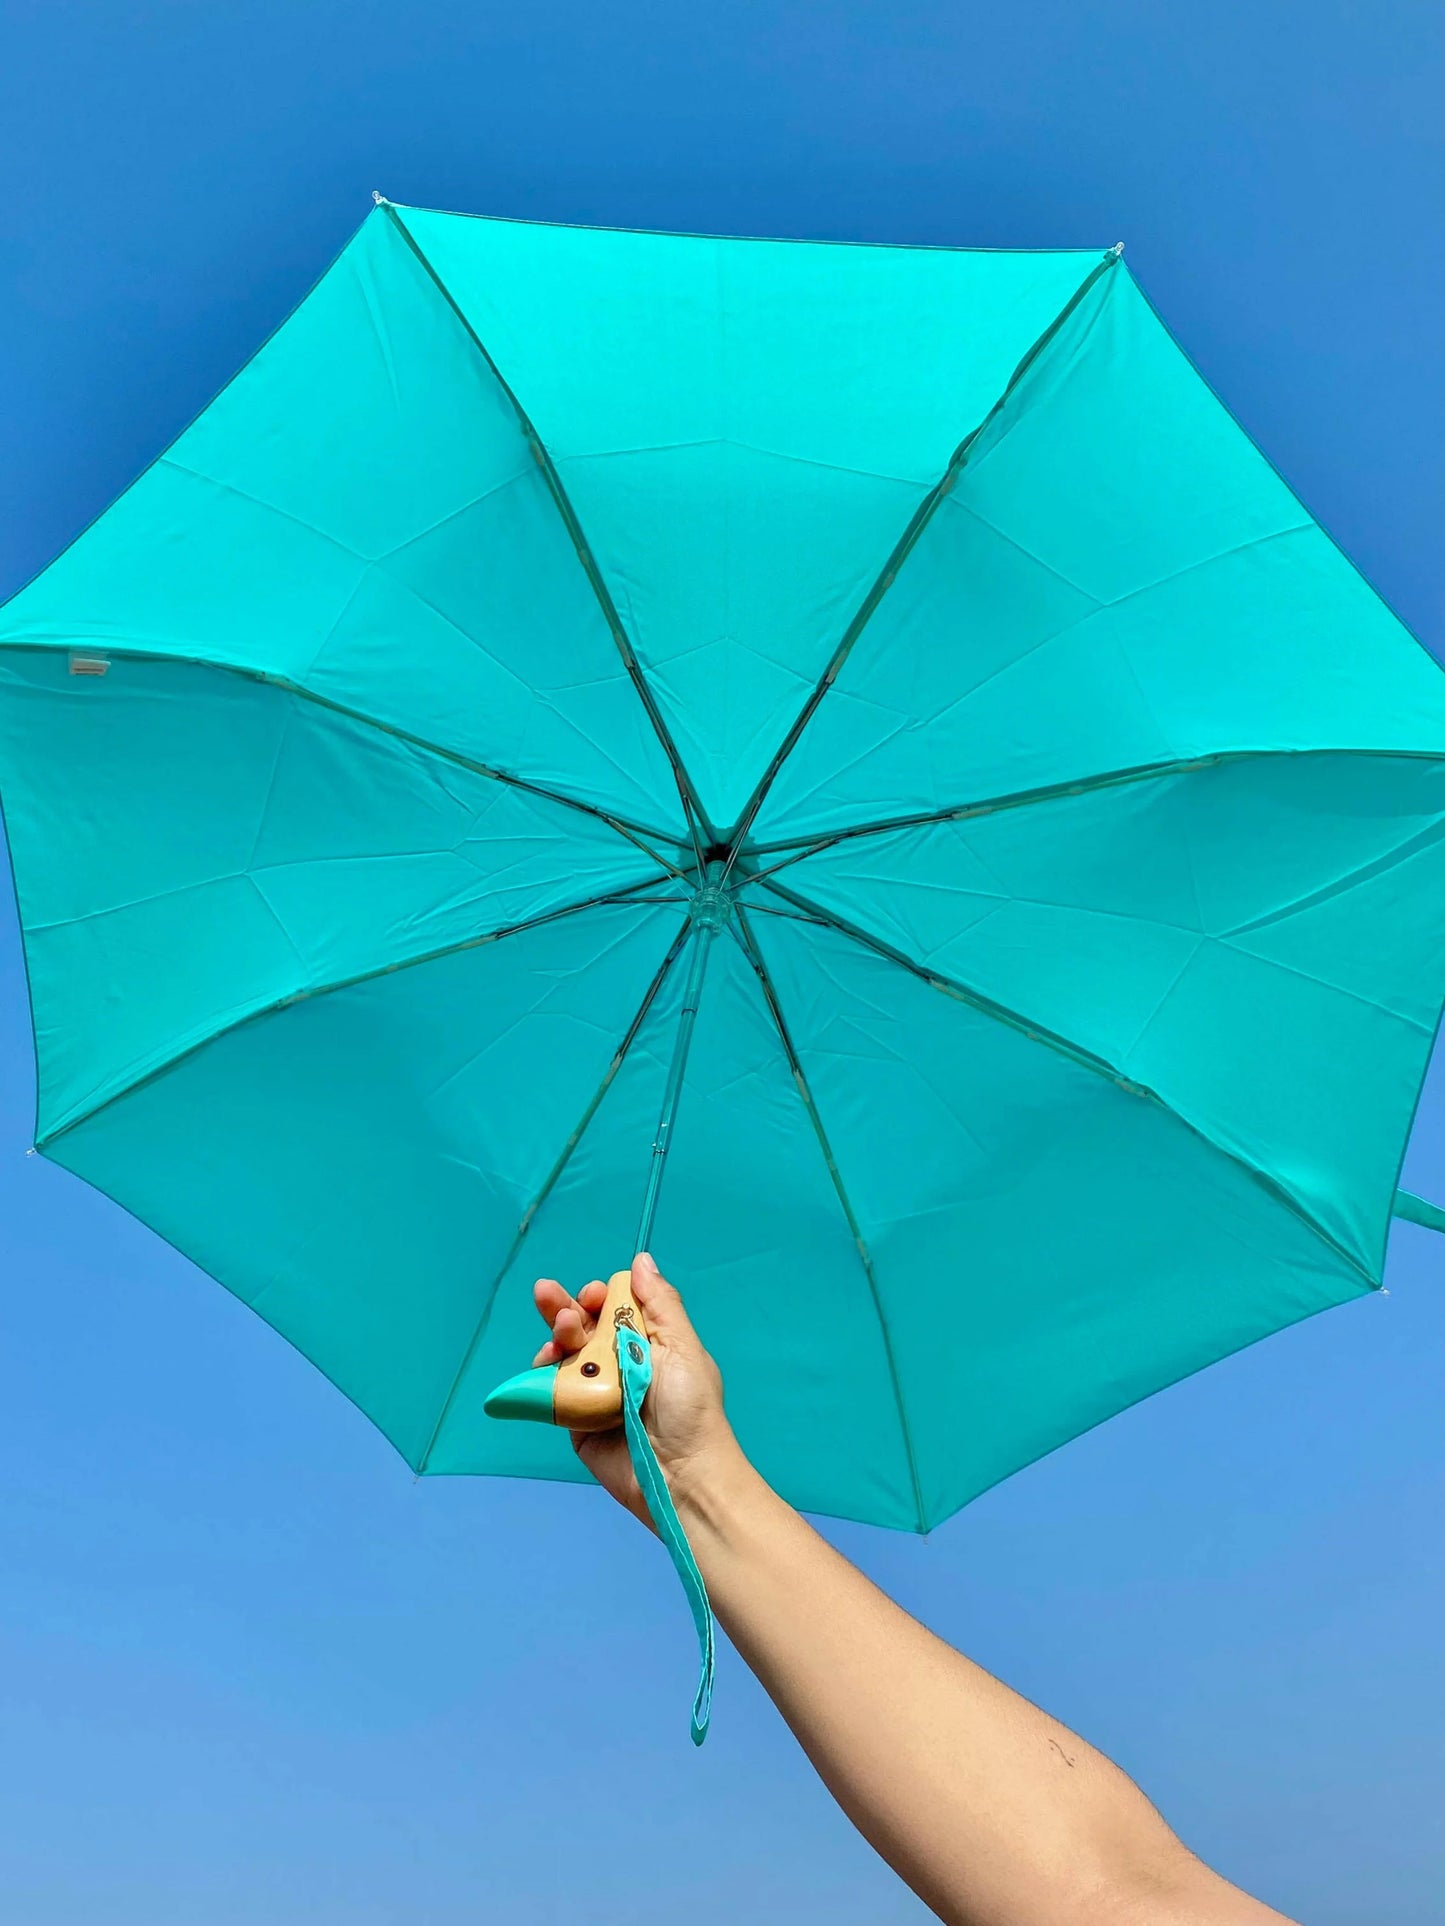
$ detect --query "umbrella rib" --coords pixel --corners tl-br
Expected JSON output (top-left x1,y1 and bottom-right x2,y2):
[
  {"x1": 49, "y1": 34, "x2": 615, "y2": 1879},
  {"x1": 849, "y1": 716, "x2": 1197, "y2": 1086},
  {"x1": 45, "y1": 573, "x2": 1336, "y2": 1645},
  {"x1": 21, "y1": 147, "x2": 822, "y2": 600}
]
[
  {"x1": 380, "y1": 204, "x2": 719, "y2": 863},
  {"x1": 35, "y1": 875, "x2": 680, "y2": 1151},
  {"x1": 719, "y1": 245, "x2": 1124, "y2": 867},
  {"x1": 0, "y1": 639, "x2": 688, "y2": 873},
  {"x1": 731, "y1": 904, "x2": 928, "y2": 1532},
  {"x1": 744, "y1": 745, "x2": 1445, "y2": 867},
  {"x1": 416, "y1": 919, "x2": 694, "y2": 1472},
  {"x1": 756, "y1": 875, "x2": 1378, "y2": 1289}
]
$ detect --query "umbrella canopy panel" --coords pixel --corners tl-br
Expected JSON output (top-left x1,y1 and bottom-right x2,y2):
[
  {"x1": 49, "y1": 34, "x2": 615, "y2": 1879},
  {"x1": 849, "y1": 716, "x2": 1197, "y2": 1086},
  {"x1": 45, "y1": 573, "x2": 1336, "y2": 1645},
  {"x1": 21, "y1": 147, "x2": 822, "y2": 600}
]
[{"x1": 2, "y1": 204, "x2": 1444, "y2": 1530}]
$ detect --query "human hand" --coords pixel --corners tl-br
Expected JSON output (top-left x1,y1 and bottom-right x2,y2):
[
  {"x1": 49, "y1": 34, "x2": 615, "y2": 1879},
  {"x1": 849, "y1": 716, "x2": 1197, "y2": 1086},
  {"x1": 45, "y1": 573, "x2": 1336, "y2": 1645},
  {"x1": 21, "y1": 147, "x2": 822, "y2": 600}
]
[{"x1": 531, "y1": 1252, "x2": 737, "y2": 1527}]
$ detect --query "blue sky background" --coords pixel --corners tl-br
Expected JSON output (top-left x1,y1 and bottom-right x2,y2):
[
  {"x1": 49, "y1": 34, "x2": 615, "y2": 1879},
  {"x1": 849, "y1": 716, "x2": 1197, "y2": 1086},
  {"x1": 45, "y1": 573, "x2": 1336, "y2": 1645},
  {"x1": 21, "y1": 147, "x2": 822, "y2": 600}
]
[{"x1": 3, "y1": 4, "x2": 1443, "y2": 1919}]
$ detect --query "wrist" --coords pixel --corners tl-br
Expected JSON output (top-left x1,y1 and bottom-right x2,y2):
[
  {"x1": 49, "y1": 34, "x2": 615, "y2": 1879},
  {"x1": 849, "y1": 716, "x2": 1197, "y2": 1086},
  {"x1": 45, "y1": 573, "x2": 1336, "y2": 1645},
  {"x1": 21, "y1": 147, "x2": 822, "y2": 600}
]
[{"x1": 666, "y1": 1423, "x2": 769, "y2": 1543}]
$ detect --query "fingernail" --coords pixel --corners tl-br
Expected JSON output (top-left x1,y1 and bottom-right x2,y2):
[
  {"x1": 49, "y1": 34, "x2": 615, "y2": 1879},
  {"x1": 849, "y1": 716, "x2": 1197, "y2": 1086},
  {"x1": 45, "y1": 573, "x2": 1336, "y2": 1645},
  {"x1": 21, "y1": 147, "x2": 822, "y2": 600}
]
[{"x1": 634, "y1": 1250, "x2": 658, "y2": 1273}]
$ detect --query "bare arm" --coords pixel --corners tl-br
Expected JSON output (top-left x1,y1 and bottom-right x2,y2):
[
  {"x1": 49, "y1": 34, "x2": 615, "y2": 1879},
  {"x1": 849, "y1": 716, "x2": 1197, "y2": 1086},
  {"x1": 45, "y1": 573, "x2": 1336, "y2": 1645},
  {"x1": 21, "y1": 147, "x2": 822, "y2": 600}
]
[{"x1": 532, "y1": 1255, "x2": 1294, "y2": 1926}]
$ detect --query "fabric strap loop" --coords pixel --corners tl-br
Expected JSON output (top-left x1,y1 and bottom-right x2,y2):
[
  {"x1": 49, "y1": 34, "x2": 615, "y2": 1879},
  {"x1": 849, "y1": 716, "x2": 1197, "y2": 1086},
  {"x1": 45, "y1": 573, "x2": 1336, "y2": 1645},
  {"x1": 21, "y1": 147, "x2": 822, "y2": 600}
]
[{"x1": 617, "y1": 1324, "x2": 715, "y2": 1744}]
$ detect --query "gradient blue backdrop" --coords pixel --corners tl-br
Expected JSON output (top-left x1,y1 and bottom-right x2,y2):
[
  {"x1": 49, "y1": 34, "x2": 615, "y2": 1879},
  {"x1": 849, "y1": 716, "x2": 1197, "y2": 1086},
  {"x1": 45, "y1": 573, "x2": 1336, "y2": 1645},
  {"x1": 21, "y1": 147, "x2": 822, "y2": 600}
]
[{"x1": 3, "y1": 5, "x2": 1443, "y2": 1920}]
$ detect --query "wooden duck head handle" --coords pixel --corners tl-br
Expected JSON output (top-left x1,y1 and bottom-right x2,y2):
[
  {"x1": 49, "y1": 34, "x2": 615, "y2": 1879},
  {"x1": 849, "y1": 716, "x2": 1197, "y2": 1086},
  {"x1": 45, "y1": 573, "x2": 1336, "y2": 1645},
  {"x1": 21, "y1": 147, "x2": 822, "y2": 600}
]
[{"x1": 483, "y1": 1269, "x2": 646, "y2": 1432}]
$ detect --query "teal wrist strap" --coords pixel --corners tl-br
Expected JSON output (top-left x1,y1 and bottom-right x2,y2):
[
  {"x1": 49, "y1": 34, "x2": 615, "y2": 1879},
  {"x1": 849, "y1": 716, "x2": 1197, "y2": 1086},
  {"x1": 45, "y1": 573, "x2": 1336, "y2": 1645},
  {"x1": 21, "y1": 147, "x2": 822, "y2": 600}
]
[{"x1": 617, "y1": 1326, "x2": 715, "y2": 1745}]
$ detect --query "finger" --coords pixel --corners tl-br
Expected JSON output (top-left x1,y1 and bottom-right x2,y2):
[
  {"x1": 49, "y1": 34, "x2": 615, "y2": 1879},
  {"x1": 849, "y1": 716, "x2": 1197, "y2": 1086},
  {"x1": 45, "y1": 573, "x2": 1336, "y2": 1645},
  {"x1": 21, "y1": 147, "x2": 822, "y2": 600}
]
[
  {"x1": 631, "y1": 1251, "x2": 696, "y2": 1342},
  {"x1": 532, "y1": 1278, "x2": 604, "y2": 1360},
  {"x1": 550, "y1": 1301, "x2": 596, "y2": 1355},
  {"x1": 535, "y1": 1276, "x2": 603, "y2": 1324},
  {"x1": 533, "y1": 1278, "x2": 574, "y2": 1328},
  {"x1": 532, "y1": 1281, "x2": 591, "y2": 1358},
  {"x1": 561, "y1": 1280, "x2": 605, "y2": 1346}
]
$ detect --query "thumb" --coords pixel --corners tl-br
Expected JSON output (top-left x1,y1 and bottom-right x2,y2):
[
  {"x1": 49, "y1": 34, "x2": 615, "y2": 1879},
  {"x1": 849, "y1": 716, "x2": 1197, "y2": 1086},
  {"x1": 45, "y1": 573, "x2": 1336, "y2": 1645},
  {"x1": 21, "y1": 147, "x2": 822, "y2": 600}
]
[{"x1": 632, "y1": 1251, "x2": 696, "y2": 1343}]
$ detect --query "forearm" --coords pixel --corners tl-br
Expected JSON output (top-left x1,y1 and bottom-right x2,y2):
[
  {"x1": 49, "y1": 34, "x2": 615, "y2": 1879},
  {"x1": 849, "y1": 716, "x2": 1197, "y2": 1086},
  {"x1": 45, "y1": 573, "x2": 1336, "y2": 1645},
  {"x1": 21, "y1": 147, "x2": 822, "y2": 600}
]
[
  {"x1": 674, "y1": 1439, "x2": 1283, "y2": 1926},
  {"x1": 541, "y1": 1260, "x2": 1286, "y2": 1922}
]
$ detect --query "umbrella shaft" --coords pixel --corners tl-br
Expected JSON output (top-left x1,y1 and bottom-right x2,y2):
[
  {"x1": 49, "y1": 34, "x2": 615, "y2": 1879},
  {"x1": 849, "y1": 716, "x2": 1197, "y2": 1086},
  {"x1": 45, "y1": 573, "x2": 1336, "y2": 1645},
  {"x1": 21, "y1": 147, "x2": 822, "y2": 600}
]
[{"x1": 635, "y1": 866, "x2": 725, "y2": 1253}]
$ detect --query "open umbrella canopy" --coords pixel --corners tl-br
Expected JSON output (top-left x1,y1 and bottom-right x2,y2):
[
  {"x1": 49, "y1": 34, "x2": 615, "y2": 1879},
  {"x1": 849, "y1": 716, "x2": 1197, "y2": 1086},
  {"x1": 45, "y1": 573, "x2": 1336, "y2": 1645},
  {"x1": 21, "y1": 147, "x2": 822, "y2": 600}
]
[{"x1": 2, "y1": 202, "x2": 1444, "y2": 1532}]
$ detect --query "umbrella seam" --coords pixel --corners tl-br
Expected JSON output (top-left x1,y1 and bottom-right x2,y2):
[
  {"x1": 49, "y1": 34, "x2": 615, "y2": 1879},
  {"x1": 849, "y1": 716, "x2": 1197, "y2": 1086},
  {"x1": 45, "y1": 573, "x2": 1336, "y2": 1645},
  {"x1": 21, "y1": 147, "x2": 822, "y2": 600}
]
[
  {"x1": 731, "y1": 904, "x2": 929, "y2": 1533},
  {"x1": 388, "y1": 201, "x2": 1108, "y2": 257},
  {"x1": 416, "y1": 919, "x2": 695, "y2": 1472},
  {"x1": 719, "y1": 245, "x2": 1124, "y2": 863},
  {"x1": 364, "y1": 562, "x2": 676, "y2": 813},
  {"x1": 34, "y1": 878, "x2": 680, "y2": 1151},
  {"x1": 800, "y1": 1269, "x2": 1366, "y2": 1533},
  {"x1": 159, "y1": 459, "x2": 371, "y2": 563},
  {"x1": 1127, "y1": 269, "x2": 1445, "y2": 690},
  {"x1": 0, "y1": 212, "x2": 379, "y2": 624},
  {"x1": 940, "y1": 496, "x2": 1104, "y2": 606},
  {"x1": 375, "y1": 470, "x2": 537, "y2": 559},
  {"x1": 26, "y1": 851, "x2": 676, "y2": 942},
  {"x1": 758, "y1": 875, "x2": 1379, "y2": 1291},
  {"x1": 379, "y1": 203, "x2": 720, "y2": 861},
  {"x1": 770, "y1": 516, "x2": 1321, "y2": 806},
  {"x1": 0, "y1": 639, "x2": 687, "y2": 871},
  {"x1": 555, "y1": 436, "x2": 927, "y2": 487}
]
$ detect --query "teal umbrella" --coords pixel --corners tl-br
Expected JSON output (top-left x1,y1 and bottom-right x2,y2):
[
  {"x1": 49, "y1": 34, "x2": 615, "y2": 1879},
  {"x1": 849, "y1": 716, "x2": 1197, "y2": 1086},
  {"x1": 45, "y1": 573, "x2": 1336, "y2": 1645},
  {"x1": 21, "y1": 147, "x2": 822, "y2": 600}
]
[{"x1": 3, "y1": 201, "x2": 1443, "y2": 1551}]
